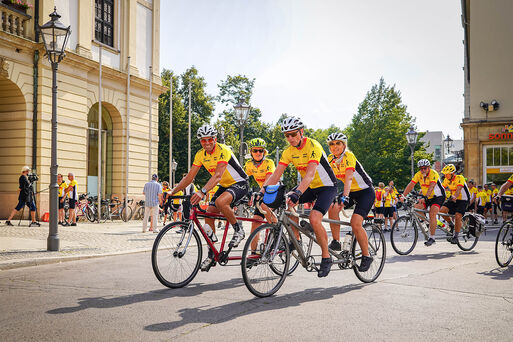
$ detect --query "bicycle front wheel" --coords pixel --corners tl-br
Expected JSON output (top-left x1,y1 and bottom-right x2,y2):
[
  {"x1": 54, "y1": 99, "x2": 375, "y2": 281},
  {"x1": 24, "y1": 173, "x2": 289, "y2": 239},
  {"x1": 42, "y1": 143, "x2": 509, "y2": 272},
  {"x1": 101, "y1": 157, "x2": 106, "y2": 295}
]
[
  {"x1": 457, "y1": 215, "x2": 479, "y2": 251},
  {"x1": 121, "y1": 206, "x2": 133, "y2": 222},
  {"x1": 85, "y1": 206, "x2": 96, "y2": 222},
  {"x1": 352, "y1": 223, "x2": 386, "y2": 283},
  {"x1": 495, "y1": 221, "x2": 513, "y2": 267},
  {"x1": 390, "y1": 215, "x2": 418, "y2": 255},
  {"x1": 152, "y1": 221, "x2": 202, "y2": 288},
  {"x1": 241, "y1": 223, "x2": 290, "y2": 298}
]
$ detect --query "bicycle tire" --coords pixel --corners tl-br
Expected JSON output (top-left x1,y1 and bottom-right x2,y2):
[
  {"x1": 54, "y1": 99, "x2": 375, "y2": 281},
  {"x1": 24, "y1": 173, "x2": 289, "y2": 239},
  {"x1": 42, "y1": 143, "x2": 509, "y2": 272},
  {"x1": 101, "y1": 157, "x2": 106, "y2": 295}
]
[
  {"x1": 456, "y1": 215, "x2": 479, "y2": 251},
  {"x1": 495, "y1": 221, "x2": 513, "y2": 267},
  {"x1": 152, "y1": 221, "x2": 202, "y2": 288},
  {"x1": 121, "y1": 206, "x2": 133, "y2": 222},
  {"x1": 99, "y1": 204, "x2": 110, "y2": 223},
  {"x1": 352, "y1": 223, "x2": 386, "y2": 283},
  {"x1": 390, "y1": 215, "x2": 418, "y2": 255},
  {"x1": 85, "y1": 206, "x2": 96, "y2": 222},
  {"x1": 269, "y1": 230, "x2": 301, "y2": 276},
  {"x1": 241, "y1": 223, "x2": 290, "y2": 298}
]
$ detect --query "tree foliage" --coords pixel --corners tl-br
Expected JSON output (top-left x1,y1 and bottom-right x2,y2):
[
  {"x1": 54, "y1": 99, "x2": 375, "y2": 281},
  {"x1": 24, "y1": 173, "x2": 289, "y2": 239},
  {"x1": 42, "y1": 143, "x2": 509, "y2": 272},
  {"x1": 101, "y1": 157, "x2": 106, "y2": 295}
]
[{"x1": 345, "y1": 78, "x2": 431, "y2": 188}]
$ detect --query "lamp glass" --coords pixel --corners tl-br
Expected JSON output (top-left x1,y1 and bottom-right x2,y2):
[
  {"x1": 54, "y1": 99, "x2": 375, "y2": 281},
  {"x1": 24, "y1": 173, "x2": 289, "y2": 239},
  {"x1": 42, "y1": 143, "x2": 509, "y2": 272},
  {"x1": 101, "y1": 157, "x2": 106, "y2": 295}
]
[
  {"x1": 406, "y1": 127, "x2": 418, "y2": 145},
  {"x1": 39, "y1": 9, "x2": 71, "y2": 64},
  {"x1": 234, "y1": 100, "x2": 250, "y2": 124}
]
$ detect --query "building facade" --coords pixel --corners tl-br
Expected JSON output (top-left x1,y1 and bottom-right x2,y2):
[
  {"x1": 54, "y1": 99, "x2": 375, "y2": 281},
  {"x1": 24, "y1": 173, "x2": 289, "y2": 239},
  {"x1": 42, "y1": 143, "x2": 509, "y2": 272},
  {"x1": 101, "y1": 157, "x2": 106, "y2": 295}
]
[
  {"x1": 0, "y1": 0, "x2": 165, "y2": 218},
  {"x1": 461, "y1": 0, "x2": 513, "y2": 185}
]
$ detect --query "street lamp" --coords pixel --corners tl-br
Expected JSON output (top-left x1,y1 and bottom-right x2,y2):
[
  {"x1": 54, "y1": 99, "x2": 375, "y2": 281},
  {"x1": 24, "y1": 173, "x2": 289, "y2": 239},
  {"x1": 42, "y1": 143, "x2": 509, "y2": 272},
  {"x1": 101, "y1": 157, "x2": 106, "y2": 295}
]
[
  {"x1": 444, "y1": 134, "x2": 453, "y2": 155},
  {"x1": 39, "y1": 7, "x2": 71, "y2": 252},
  {"x1": 406, "y1": 126, "x2": 418, "y2": 178},
  {"x1": 171, "y1": 159, "x2": 178, "y2": 187},
  {"x1": 234, "y1": 99, "x2": 251, "y2": 165},
  {"x1": 219, "y1": 126, "x2": 225, "y2": 144}
]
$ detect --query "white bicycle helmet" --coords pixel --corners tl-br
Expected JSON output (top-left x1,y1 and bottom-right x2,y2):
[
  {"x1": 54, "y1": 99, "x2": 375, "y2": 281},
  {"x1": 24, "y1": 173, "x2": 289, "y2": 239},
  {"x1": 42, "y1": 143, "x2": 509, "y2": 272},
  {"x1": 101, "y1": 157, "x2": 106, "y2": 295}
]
[
  {"x1": 197, "y1": 124, "x2": 217, "y2": 139},
  {"x1": 280, "y1": 116, "x2": 304, "y2": 133},
  {"x1": 326, "y1": 132, "x2": 348, "y2": 144},
  {"x1": 417, "y1": 159, "x2": 431, "y2": 168}
]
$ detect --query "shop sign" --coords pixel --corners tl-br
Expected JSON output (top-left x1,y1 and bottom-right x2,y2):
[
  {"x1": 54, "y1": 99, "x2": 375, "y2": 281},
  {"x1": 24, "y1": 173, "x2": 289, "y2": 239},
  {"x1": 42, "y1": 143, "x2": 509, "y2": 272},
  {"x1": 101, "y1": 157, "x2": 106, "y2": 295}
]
[
  {"x1": 489, "y1": 124, "x2": 513, "y2": 140},
  {"x1": 500, "y1": 167, "x2": 513, "y2": 173}
]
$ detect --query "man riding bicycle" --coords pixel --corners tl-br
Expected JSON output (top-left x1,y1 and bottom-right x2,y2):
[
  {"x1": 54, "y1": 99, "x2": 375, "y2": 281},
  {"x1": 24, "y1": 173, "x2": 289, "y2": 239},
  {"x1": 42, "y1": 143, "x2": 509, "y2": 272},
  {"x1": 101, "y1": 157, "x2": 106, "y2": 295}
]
[
  {"x1": 439, "y1": 164, "x2": 471, "y2": 244},
  {"x1": 244, "y1": 138, "x2": 277, "y2": 250},
  {"x1": 171, "y1": 124, "x2": 249, "y2": 271},
  {"x1": 258, "y1": 116, "x2": 337, "y2": 277},
  {"x1": 401, "y1": 159, "x2": 446, "y2": 246},
  {"x1": 326, "y1": 132, "x2": 374, "y2": 272}
]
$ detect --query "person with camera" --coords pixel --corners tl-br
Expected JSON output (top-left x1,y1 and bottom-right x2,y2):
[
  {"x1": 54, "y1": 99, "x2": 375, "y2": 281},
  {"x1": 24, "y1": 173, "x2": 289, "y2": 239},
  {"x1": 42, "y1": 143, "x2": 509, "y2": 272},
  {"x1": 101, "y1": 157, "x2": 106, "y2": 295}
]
[{"x1": 5, "y1": 166, "x2": 40, "y2": 227}]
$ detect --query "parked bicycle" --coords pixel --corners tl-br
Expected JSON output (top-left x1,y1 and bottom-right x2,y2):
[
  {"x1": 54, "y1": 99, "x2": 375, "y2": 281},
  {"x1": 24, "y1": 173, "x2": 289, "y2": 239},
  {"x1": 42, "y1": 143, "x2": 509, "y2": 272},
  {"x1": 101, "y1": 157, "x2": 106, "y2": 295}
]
[
  {"x1": 99, "y1": 197, "x2": 133, "y2": 222},
  {"x1": 240, "y1": 201, "x2": 386, "y2": 297},
  {"x1": 133, "y1": 200, "x2": 145, "y2": 220},
  {"x1": 391, "y1": 191, "x2": 486, "y2": 255}
]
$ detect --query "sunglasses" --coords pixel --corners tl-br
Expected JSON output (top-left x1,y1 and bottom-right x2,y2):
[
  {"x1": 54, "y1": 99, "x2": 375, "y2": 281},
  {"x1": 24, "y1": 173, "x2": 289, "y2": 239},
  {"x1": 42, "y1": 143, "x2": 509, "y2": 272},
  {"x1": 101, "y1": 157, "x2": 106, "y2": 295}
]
[
  {"x1": 252, "y1": 149, "x2": 264, "y2": 153},
  {"x1": 284, "y1": 130, "x2": 299, "y2": 138},
  {"x1": 328, "y1": 141, "x2": 343, "y2": 146},
  {"x1": 200, "y1": 137, "x2": 214, "y2": 144},
  {"x1": 419, "y1": 166, "x2": 429, "y2": 170}
]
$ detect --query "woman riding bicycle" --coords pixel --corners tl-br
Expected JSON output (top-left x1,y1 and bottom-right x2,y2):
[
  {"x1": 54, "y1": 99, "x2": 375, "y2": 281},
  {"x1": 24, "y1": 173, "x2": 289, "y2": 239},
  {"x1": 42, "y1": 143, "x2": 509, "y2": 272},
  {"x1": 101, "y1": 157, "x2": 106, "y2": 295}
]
[
  {"x1": 244, "y1": 138, "x2": 277, "y2": 251},
  {"x1": 326, "y1": 132, "x2": 374, "y2": 272}
]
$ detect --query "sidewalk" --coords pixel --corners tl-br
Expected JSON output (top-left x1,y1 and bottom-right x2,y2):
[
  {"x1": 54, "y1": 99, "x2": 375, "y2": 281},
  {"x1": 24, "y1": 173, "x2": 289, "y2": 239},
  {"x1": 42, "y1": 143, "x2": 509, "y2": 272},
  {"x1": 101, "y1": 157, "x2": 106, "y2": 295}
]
[{"x1": 0, "y1": 220, "x2": 181, "y2": 270}]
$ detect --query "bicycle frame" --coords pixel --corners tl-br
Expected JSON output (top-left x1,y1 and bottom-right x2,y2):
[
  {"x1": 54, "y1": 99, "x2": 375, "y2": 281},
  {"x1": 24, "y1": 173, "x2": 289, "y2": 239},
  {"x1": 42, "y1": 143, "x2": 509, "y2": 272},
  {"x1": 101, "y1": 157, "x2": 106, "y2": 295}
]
[{"x1": 183, "y1": 206, "x2": 268, "y2": 263}]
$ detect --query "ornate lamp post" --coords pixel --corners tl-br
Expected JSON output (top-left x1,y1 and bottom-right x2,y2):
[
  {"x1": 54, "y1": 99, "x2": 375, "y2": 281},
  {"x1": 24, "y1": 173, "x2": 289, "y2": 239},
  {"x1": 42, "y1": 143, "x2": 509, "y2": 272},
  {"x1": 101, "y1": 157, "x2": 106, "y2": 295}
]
[
  {"x1": 171, "y1": 159, "x2": 178, "y2": 187},
  {"x1": 234, "y1": 99, "x2": 251, "y2": 165},
  {"x1": 39, "y1": 8, "x2": 71, "y2": 251},
  {"x1": 444, "y1": 134, "x2": 453, "y2": 155},
  {"x1": 406, "y1": 126, "x2": 419, "y2": 178}
]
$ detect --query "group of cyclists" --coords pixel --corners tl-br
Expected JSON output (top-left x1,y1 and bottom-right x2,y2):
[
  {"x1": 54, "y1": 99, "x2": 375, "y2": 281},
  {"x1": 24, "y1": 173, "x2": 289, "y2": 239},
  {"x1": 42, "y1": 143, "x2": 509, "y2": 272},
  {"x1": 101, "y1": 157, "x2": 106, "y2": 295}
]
[{"x1": 166, "y1": 115, "x2": 513, "y2": 278}]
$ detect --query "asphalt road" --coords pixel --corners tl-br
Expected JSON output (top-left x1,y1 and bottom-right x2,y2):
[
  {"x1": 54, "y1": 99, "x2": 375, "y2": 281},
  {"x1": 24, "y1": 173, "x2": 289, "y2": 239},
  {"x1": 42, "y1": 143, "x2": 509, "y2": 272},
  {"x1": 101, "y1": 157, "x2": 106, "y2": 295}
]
[{"x1": 1, "y1": 234, "x2": 512, "y2": 341}]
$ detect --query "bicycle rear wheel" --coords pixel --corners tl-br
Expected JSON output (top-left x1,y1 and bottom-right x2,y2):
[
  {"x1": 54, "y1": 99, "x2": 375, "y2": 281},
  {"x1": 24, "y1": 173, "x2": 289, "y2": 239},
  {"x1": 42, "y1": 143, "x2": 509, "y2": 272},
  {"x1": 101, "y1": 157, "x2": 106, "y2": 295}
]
[
  {"x1": 390, "y1": 215, "x2": 418, "y2": 255},
  {"x1": 241, "y1": 223, "x2": 290, "y2": 297},
  {"x1": 495, "y1": 221, "x2": 513, "y2": 267},
  {"x1": 121, "y1": 206, "x2": 133, "y2": 222},
  {"x1": 152, "y1": 221, "x2": 202, "y2": 288},
  {"x1": 457, "y1": 215, "x2": 479, "y2": 251},
  {"x1": 85, "y1": 206, "x2": 96, "y2": 222},
  {"x1": 352, "y1": 223, "x2": 386, "y2": 283}
]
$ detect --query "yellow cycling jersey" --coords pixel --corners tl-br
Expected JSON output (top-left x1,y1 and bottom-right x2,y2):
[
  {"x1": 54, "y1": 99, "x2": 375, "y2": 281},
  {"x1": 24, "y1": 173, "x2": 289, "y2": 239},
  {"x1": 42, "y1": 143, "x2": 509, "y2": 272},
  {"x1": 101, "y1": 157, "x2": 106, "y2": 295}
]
[
  {"x1": 486, "y1": 189, "x2": 492, "y2": 202},
  {"x1": 477, "y1": 191, "x2": 488, "y2": 206},
  {"x1": 506, "y1": 187, "x2": 513, "y2": 195},
  {"x1": 68, "y1": 179, "x2": 78, "y2": 201},
  {"x1": 374, "y1": 188, "x2": 384, "y2": 207},
  {"x1": 442, "y1": 174, "x2": 470, "y2": 201},
  {"x1": 58, "y1": 181, "x2": 67, "y2": 198},
  {"x1": 411, "y1": 169, "x2": 445, "y2": 199},
  {"x1": 508, "y1": 174, "x2": 513, "y2": 184},
  {"x1": 244, "y1": 158, "x2": 275, "y2": 187},
  {"x1": 173, "y1": 190, "x2": 183, "y2": 205},
  {"x1": 193, "y1": 142, "x2": 248, "y2": 188},
  {"x1": 279, "y1": 137, "x2": 336, "y2": 189},
  {"x1": 328, "y1": 150, "x2": 372, "y2": 192},
  {"x1": 492, "y1": 188, "x2": 499, "y2": 199},
  {"x1": 383, "y1": 191, "x2": 393, "y2": 207}
]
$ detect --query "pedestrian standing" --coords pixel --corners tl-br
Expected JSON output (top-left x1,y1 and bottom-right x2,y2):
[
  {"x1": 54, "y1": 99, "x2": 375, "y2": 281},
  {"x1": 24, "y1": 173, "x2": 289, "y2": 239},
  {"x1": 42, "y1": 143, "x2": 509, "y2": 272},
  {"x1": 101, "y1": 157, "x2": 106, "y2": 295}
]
[
  {"x1": 143, "y1": 174, "x2": 163, "y2": 233},
  {"x1": 64, "y1": 173, "x2": 78, "y2": 226},
  {"x1": 58, "y1": 174, "x2": 68, "y2": 225}
]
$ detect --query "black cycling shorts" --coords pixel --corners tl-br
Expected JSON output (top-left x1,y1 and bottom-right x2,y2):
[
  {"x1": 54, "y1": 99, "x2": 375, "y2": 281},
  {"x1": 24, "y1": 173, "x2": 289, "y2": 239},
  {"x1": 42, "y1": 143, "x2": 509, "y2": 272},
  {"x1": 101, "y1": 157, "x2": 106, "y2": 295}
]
[
  {"x1": 210, "y1": 181, "x2": 249, "y2": 208},
  {"x1": 442, "y1": 199, "x2": 468, "y2": 215},
  {"x1": 477, "y1": 205, "x2": 485, "y2": 215},
  {"x1": 425, "y1": 196, "x2": 444, "y2": 209},
  {"x1": 349, "y1": 187, "x2": 375, "y2": 218},
  {"x1": 296, "y1": 186, "x2": 337, "y2": 215},
  {"x1": 383, "y1": 207, "x2": 394, "y2": 218},
  {"x1": 69, "y1": 199, "x2": 76, "y2": 209},
  {"x1": 58, "y1": 197, "x2": 65, "y2": 209},
  {"x1": 485, "y1": 202, "x2": 492, "y2": 210},
  {"x1": 375, "y1": 207, "x2": 384, "y2": 215}
]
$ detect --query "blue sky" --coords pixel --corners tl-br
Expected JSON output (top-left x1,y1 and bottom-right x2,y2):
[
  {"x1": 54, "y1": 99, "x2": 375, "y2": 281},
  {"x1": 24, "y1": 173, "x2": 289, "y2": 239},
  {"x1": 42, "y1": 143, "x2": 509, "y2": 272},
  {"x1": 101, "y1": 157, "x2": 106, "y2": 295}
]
[{"x1": 160, "y1": 0, "x2": 464, "y2": 139}]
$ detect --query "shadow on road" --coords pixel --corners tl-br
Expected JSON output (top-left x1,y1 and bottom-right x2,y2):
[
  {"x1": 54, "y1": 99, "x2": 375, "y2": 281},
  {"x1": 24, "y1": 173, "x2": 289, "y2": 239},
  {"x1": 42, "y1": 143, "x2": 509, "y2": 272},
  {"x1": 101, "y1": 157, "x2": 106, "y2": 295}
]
[
  {"x1": 144, "y1": 283, "x2": 368, "y2": 333},
  {"x1": 477, "y1": 267, "x2": 513, "y2": 280},
  {"x1": 46, "y1": 277, "x2": 246, "y2": 314},
  {"x1": 385, "y1": 251, "x2": 464, "y2": 263}
]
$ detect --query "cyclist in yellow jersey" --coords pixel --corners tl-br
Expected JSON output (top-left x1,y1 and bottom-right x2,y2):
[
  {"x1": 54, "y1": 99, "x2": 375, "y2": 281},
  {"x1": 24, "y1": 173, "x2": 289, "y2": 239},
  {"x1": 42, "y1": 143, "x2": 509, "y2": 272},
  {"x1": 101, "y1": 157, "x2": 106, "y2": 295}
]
[
  {"x1": 324, "y1": 132, "x2": 374, "y2": 272},
  {"x1": 383, "y1": 186, "x2": 395, "y2": 231},
  {"x1": 374, "y1": 183, "x2": 385, "y2": 219},
  {"x1": 402, "y1": 159, "x2": 446, "y2": 246},
  {"x1": 467, "y1": 180, "x2": 478, "y2": 212},
  {"x1": 258, "y1": 117, "x2": 338, "y2": 277},
  {"x1": 64, "y1": 173, "x2": 79, "y2": 226},
  {"x1": 491, "y1": 183, "x2": 499, "y2": 224},
  {"x1": 439, "y1": 164, "x2": 470, "y2": 244},
  {"x1": 483, "y1": 184, "x2": 493, "y2": 223},
  {"x1": 497, "y1": 174, "x2": 513, "y2": 221},
  {"x1": 172, "y1": 124, "x2": 249, "y2": 272},
  {"x1": 476, "y1": 185, "x2": 488, "y2": 215},
  {"x1": 389, "y1": 180, "x2": 399, "y2": 220},
  {"x1": 244, "y1": 138, "x2": 277, "y2": 253},
  {"x1": 57, "y1": 174, "x2": 67, "y2": 225}
]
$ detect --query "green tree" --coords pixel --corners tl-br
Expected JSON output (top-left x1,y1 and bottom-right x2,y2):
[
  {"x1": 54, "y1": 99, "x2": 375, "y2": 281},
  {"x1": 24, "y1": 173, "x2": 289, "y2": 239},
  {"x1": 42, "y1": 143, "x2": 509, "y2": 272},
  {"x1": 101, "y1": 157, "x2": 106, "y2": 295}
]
[
  {"x1": 345, "y1": 78, "x2": 431, "y2": 188},
  {"x1": 158, "y1": 67, "x2": 215, "y2": 186}
]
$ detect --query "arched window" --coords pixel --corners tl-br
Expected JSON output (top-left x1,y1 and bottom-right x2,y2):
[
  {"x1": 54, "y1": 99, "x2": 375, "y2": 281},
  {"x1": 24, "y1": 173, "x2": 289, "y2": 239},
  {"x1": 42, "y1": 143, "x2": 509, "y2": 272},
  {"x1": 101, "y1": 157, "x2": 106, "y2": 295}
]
[{"x1": 87, "y1": 103, "x2": 113, "y2": 196}]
